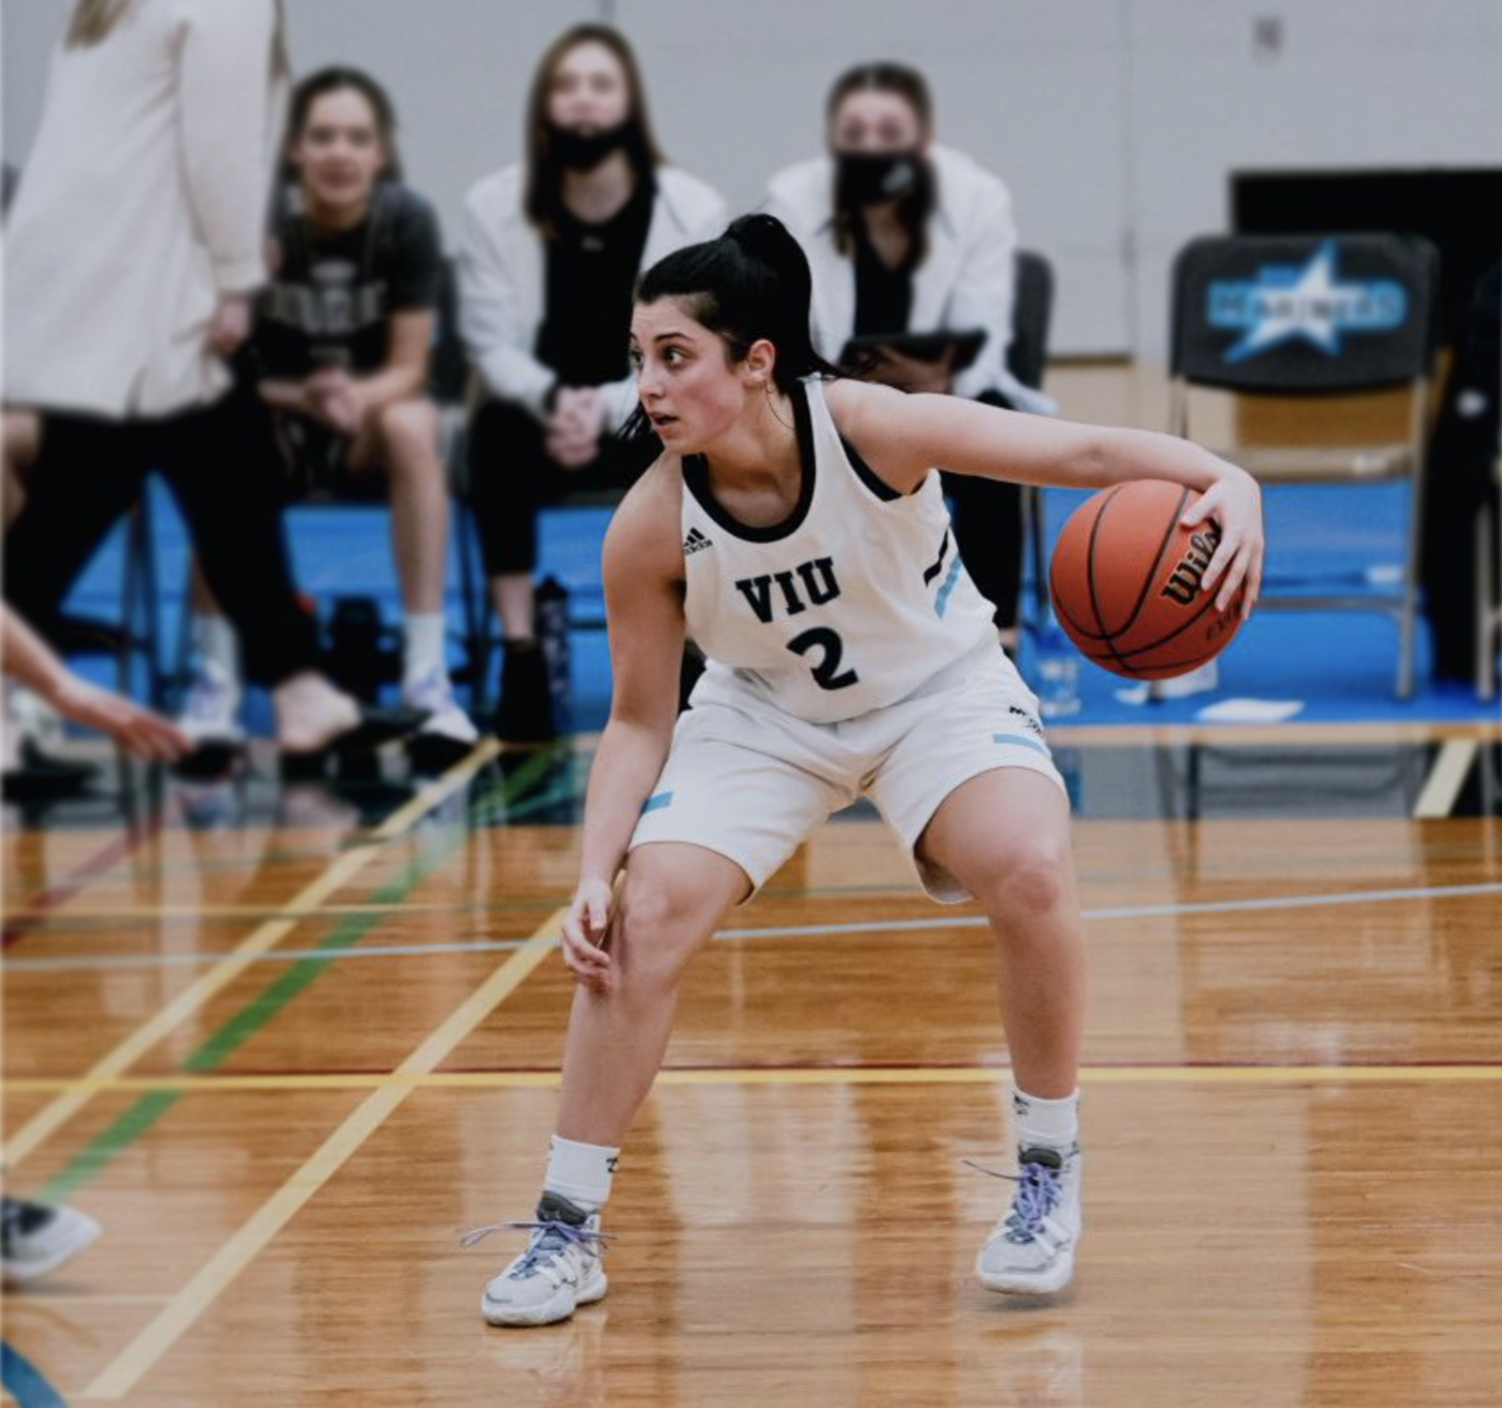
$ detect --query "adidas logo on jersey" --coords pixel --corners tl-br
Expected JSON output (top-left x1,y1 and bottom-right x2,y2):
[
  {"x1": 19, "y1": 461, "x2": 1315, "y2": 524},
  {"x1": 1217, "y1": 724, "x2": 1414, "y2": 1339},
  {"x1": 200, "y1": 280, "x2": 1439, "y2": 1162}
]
[{"x1": 683, "y1": 527, "x2": 714, "y2": 555}]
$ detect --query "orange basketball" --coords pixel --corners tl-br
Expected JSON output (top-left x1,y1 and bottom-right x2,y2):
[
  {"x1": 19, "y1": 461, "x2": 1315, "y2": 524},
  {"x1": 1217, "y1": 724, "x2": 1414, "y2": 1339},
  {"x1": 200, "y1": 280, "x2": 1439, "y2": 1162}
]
[{"x1": 1048, "y1": 480, "x2": 1244, "y2": 680}]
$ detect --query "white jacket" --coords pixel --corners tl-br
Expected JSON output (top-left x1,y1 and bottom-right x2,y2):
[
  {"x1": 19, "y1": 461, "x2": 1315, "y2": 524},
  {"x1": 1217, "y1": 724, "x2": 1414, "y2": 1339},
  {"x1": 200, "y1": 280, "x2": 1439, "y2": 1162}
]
[
  {"x1": 5, "y1": 0, "x2": 283, "y2": 418},
  {"x1": 763, "y1": 145, "x2": 1052, "y2": 413},
  {"x1": 457, "y1": 164, "x2": 727, "y2": 429}
]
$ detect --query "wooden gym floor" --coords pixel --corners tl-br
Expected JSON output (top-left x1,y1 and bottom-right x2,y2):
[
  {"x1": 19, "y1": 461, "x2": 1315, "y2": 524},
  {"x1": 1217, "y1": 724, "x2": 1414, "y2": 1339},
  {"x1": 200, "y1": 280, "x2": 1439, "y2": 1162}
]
[{"x1": 3, "y1": 725, "x2": 1501, "y2": 1407}]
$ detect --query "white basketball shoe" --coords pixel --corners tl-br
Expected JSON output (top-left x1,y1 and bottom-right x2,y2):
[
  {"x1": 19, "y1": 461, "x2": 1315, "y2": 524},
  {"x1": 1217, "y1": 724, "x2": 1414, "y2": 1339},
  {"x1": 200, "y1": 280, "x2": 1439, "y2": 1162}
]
[
  {"x1": 975, "y1": 1144, "x2": 1083, "y2": 1295},
  {"x1": 470, "y1": 1192, "x2": 609, "y2": 1327}
]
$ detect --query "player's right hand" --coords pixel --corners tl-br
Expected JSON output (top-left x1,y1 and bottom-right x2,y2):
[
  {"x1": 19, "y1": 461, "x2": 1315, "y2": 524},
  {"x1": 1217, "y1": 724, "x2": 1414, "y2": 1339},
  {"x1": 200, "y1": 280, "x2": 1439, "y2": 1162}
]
[{"x1": 560, "y1": 877, "x2": 614, "y2": 991}]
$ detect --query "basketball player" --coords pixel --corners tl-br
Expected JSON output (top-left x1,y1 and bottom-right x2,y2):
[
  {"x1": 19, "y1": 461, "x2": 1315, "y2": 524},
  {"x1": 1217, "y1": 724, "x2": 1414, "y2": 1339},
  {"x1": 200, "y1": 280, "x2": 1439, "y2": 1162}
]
[{"x1": 469, "y1": 215, "x2": 1263, "y2": 1325}]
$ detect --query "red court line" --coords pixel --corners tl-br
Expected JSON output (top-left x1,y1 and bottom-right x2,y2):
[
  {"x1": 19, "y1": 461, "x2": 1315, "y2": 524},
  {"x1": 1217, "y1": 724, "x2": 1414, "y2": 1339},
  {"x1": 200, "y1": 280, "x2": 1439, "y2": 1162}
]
[{"x1": 2, "y1": 803, "x2": 168, "y2": 951}]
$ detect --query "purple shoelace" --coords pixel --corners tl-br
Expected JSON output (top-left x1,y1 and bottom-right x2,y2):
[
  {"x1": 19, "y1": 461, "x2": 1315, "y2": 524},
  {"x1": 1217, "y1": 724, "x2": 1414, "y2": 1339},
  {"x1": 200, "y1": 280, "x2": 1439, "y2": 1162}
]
[
  {"x1": 460, "y1": 1218, "x2": 612, "y2": 1276},
  {"x1": 964, "y1": 1157, "x2": 1063, "y2": 1245}
]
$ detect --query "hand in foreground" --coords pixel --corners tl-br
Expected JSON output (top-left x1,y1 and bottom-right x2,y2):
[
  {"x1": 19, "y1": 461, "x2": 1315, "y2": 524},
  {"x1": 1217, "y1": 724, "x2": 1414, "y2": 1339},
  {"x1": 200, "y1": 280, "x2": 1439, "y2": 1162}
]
[
  {"x1": 560, "y1": 877, "x2": 615, "y2": 992},
  {"x1": 1181, "y1": 469, "x2": 1265, "y2": 620},
  {"x1": 49, "y1": 677, "x2": 191, "y2": 762},
  {"x1": 866, "y1": 344, "x2": 957, "y2": 396},
  {"x1": 547, "y1": 387, "x2": 608, "y2": 470}
]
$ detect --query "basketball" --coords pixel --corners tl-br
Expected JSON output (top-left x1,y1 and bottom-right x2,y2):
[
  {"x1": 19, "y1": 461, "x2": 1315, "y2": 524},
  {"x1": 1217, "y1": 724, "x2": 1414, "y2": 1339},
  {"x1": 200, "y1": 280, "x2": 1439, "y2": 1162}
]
[{"x1": 1048, "y1": 479, "x2": 1244, "y2": 680}]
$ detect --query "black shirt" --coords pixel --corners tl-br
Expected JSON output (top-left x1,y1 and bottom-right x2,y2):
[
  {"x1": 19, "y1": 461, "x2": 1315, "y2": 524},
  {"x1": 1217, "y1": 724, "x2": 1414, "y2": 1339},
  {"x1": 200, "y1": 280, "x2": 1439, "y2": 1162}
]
[
  {"x1": 254, "y1": 183, "x2": 442, "y2": 380},
  {"x1": 536, "y1": 176, "x2": 655, "y2": 387},
  {"x1": 852, "y1": 223, "x2": 915, "y2": 338}
]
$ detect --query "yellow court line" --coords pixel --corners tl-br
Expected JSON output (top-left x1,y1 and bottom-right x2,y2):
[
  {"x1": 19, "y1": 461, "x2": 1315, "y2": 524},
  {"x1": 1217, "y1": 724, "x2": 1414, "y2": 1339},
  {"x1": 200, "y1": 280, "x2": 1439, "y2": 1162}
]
[
  {"x1": 81, "y1": 905, "x2": 565, "y2": 1402},
  {"x1": 1, "y1": 740, "x2": 500, "y2": 1172},
  {"x1": 8, "y1": 1063, "x2": 1501, "y2": 1100}
]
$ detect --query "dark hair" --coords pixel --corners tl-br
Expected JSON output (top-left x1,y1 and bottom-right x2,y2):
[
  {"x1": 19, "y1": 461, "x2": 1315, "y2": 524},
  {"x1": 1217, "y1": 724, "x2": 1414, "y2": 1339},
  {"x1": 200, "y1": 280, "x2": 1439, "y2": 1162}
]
[
  {"x1": 825, "y1": 61, "x2": 935, "y2": 265},
  {"x1": 524, "y1": 25, "x2": 664, "y2": 235},
  {"x1": 634, "y1": 214, "x2": 843, "y2": 402},
  {"x1": 286, "y1": 67, "x2": 403, "y2": 182}
]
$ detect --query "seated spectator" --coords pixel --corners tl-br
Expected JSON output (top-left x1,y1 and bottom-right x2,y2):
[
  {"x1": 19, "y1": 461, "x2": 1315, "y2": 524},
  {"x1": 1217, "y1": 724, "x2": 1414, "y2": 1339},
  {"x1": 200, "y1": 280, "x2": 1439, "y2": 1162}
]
[
  {"x1": 764, "y1": 62, "x2": 1050, "y2": 657},
  {"x1": 182, "y1": 66, "x2": 477, "y2": 771},
  {"x1": 459, "y1": 24, "x2": 726, "y2": 739}
]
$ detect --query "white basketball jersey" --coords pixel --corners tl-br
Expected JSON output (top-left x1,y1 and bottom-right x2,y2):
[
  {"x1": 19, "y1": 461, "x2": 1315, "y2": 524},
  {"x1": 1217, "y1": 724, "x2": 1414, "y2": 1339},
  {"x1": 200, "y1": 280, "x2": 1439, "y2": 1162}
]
[{"x1": 681, "y1": 378, "x2": 1003, "y2": 723}]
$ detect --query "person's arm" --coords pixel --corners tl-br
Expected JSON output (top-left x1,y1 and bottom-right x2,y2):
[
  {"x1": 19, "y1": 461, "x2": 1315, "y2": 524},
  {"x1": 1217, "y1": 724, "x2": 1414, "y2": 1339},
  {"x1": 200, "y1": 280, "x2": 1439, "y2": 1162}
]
[
  {"x1": 1, "y1": 605, "x2": 189, "y2": 761},
  {"x1": 828, "y1": 378, "x2": 1265, "y2": 616},
  {"x1": 176, "y1": 0, "x2": 278, "y2": 298},
  {"x1": 948, "y1": 178, "x2": 1018, "y2": 403},
  {"x1": 342, "y1": 311, "x2": 434, "y2": 420},
  {"x1": 558, "y1": 470, "x2": 687, "y2": 991},
  {"x1": 456, "y1": 187, "x2": 557, "y2": 418}
]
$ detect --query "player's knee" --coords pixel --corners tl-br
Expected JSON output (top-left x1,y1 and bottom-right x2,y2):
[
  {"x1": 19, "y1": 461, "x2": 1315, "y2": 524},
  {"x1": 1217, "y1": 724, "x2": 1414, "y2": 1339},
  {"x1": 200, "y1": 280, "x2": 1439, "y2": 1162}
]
[
  {"x1": 978, "y1": 831, "x2": 1073, "y2": 919},
  {"x1": 614, "y1": 874, "x2": 705, "y2": 991},
  {"x1": 376, "y1": 398, "x2": 438, "y2": 460}
]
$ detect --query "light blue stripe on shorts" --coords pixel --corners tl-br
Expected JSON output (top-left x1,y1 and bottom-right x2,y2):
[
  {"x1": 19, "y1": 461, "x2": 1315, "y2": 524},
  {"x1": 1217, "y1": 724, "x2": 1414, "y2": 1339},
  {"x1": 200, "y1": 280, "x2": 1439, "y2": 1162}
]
[
  {"x1": 934, "y1": 556, "x2": 964, "y2": 618},
  {"x1": 992, "y1": 731, "x2": 1052, "y2": 758},
  {"x1": 642, "y1": 791, "x2": 675, "y2": 814}
]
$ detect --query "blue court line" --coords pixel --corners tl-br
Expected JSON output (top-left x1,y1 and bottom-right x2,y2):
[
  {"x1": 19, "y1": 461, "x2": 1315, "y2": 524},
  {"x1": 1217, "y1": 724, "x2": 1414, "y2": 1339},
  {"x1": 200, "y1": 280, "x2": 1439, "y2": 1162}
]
[{"x1": 1, "y1": 1342, "x2": 70, "y2": 1408}]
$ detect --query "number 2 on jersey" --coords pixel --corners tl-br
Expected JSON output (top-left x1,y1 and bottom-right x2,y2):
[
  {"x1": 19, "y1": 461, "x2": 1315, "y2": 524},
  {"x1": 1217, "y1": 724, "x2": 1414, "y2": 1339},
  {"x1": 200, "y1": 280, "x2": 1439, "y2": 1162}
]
[{"x1": 787, "y1": 626, "x2": 859, "y2": 691}]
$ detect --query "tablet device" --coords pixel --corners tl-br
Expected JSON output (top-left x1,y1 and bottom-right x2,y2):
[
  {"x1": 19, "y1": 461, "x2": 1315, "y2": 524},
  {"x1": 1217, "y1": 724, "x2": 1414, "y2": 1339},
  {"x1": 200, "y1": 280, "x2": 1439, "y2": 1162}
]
[{"x1": 841, "y1": 328, "x2": 987, "y2": 374}]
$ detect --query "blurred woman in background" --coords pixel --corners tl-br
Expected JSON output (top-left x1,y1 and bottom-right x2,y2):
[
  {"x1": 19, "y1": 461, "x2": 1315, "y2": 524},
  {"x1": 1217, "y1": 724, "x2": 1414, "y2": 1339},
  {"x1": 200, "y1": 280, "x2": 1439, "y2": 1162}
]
[
  {"x1": 458, "y1": 24, "x2": 726, "y2": 739},
  {"x1": 181, "y1": 66, "x2": 477, "y2": 771},
  {"x1": 765, "y1": 62, "x2": 1048, "y2": 654}
]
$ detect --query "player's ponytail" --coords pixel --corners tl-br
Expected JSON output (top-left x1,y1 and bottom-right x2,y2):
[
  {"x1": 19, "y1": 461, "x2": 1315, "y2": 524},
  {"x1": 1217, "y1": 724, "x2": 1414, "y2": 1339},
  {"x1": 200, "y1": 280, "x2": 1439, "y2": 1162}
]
[{"x1": 635, "y1": 213, "x2": 842, "y2": 396}]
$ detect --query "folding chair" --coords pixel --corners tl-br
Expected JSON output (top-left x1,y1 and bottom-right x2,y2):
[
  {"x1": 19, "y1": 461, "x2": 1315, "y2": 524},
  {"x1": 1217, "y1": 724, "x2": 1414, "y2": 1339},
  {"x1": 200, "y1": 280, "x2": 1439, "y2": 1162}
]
[
  {"x1": 1169, "y1": 233, "x2": 1441, "y2": 699},
  {"x1": 1479, "y1": 454, "x2": 1502, "y2": 699}
]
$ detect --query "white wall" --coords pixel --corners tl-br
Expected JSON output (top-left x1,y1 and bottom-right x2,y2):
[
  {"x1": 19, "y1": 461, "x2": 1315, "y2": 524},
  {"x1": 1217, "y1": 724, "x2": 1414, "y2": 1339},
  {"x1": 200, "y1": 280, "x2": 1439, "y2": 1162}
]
[{"x1": 5, "y1": 1, "x2": 1500, "y2": 358}]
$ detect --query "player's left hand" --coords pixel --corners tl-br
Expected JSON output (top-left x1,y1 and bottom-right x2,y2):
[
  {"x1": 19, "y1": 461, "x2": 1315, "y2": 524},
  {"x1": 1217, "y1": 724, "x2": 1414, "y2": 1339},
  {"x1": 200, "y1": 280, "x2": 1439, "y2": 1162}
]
[
  {"x1": 49, "y1": 677, "x2": 191, "y2": 762},
  {"x1": 1181, "y1": 468, "x2": 1264, "y2": 620}
]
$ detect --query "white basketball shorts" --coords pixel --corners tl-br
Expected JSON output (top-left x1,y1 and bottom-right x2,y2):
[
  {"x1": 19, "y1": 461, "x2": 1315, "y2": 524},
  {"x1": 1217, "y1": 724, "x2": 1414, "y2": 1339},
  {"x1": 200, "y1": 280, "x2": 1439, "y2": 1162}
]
[{"x1": 628, "y1": 642, "x2": 1067, "y2": 903}]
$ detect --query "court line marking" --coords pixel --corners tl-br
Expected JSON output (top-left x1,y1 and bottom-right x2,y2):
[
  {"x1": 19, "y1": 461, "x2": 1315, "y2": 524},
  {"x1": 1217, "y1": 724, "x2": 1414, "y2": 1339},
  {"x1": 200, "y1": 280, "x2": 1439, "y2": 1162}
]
[
  {"x1": 31, "y1": 746, "x2": 567, "y2": 1207},
  {"x1": 0, "y1": 740, "x2": 501, "y2": 1173},
  {"x1": 1413, "y1": 739, "x2": 1479, "y2": 819},
  {"x1": 2, "y1": 801, "x2": 169, "y2": 950},
  {"x1": 8, "y1": 1063, "x2": 1502, "y2": 1098},
  {"x1": 79, "y1": 907, "x2": 567, "y2": 1403},
  {"x1": 0, "y1": 1340, "x2": 69, "y2": 1408},
  {"x1": 12, "y1": 876, "x2": 1502, "y2": 975}
]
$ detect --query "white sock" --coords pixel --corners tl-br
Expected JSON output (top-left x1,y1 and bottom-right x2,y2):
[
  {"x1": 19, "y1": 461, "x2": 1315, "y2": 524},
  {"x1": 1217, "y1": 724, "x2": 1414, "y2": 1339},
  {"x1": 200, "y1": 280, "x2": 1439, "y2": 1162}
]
[
  {"x1": 193, "y1": 613, "x2": 241, "y2": 685},
  {"x1": 544, "y1": 1134, "x2": 620, "y2": 1211},
  {"x1": 1011, "y1": 1086, "x2": 1080, "y2": 1152},
  {"x1": 402, "y1": 613, "x2": 447, "y2": 690}
]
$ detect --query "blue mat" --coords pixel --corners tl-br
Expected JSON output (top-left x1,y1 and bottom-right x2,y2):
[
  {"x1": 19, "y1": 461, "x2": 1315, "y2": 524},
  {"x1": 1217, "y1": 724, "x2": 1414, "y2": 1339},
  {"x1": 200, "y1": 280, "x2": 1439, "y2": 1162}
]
[{"x1": 59, "y1": 478, "x2": 1499, "y2": 733}]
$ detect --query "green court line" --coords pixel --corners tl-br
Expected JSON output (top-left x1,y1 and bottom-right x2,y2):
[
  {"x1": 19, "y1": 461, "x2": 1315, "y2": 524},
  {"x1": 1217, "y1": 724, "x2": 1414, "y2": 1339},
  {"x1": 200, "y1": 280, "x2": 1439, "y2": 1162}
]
[{"x1": 37, "y1": 747, "x2": 561, "y2": 1205}]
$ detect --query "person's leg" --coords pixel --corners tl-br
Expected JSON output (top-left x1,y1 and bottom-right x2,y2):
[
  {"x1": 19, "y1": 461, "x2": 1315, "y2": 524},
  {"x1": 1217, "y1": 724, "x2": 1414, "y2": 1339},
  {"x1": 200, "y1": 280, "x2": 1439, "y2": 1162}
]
[
  {"x1": 152, "y1": 395, "x2": 380, "y2": 754},
  {"x1": 943, "y1": 468, "x2": 1024, "y2": 648},
  {"x1": 916, "y1": 768, "x2": 1084, "y2": 1098},
  {"x1": 339, "y1": 397, "x2": 479, "y2": 767},
  {"x1": 916, "y1": 767, "x2": 1085, "y2": 1295},
  {"x1": 466, "y1": 400, "x2": 556, "y2": 739},
  {"x1": 479, "y1": 842, "x2": 749, "y2": 1328},
  {"x1": 176, "y1": 560, "x2": 246, "y2": 754},
  {"x1": 555, "y1": 842, "x2": 752, "y2": 1144}
]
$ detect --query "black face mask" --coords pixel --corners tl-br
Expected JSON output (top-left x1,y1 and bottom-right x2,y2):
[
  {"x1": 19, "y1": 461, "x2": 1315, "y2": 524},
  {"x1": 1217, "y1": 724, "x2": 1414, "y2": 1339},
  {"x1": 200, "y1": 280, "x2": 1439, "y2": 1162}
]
[
  {"x1": 835, "y1": 150, "x2": 924, "y2": 209},
  {"x1": 549, "y1": 120, "x2": 630, "y2": 173}
]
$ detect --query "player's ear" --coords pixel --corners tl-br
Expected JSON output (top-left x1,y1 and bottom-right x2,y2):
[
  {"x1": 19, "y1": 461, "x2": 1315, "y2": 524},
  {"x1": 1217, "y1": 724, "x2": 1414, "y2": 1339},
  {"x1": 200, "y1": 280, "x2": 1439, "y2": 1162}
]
[{"x1": 743, "y1": 338, "x2": 777, "y2": 388}]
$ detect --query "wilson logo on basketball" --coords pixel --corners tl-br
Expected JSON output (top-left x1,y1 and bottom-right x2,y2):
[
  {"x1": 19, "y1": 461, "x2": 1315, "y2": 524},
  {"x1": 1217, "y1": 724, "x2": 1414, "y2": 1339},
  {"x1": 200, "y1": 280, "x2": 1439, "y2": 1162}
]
[{"x1": 1159, "y1": 524, "x2": 1222, "y2": 606}]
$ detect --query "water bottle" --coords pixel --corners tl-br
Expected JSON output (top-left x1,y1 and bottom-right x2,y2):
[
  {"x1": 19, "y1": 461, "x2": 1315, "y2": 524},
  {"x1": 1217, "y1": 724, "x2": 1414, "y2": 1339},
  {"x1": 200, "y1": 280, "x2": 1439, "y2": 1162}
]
[
  {"x1": 1034, "y1": 618, "x2": 1082, "y2": 719},
  {"x1": 533, "y1": 576, "x2": 573, "y2": 733}
]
